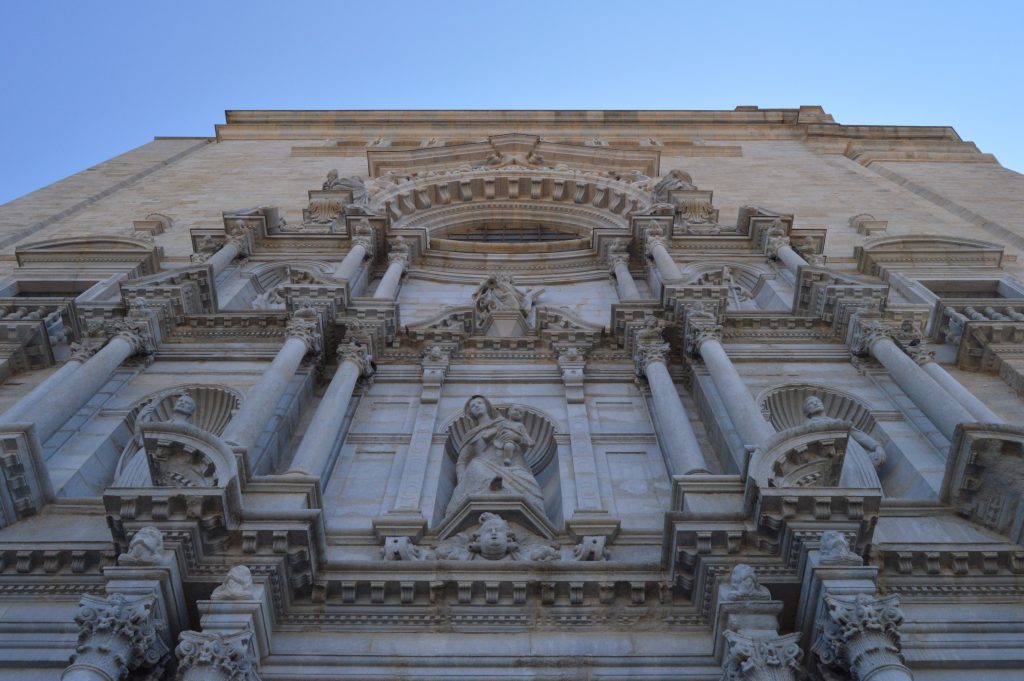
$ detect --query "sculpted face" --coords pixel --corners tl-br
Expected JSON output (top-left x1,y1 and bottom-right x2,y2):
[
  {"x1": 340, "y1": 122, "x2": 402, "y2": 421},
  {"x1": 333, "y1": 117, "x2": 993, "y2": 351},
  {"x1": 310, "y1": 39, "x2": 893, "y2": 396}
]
[
  {"x1": 174, "y1": 394, "x2": 196, "y2": 418},
  {"x1": 479, "y1": 521, "x2": 509, "y2": 559},
  {"x1": 507, "y1": 405, "x2": 523, "y2": 421},
  {"x1": 803, "y1": 396, "x2": 826, "y2": 419},
  {"x1": 468, "y1": 397, "x2": 488, "y2": 419}
]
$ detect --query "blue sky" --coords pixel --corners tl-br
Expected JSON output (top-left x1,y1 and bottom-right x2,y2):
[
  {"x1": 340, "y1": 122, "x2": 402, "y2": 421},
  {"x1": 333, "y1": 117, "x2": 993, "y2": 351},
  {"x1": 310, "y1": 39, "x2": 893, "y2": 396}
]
[{"x1": 1, "y1": 1, "x2": 1022, "y2": 205}]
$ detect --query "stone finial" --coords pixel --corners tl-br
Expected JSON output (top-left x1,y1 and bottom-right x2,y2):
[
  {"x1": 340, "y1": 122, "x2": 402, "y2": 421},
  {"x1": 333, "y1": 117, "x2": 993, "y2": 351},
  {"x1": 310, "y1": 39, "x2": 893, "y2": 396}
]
[
  {"x1": 722, "y1": 630, "x2": 803, "y2": 681},
  {"x1": 67, "y1": 593, "x2": 167, "y2": 681},
  {"x1": 211, "y1": 565, "x2": 255, "y2": 600},
  {"x1": 118, "y1": 526, "x2": 167, "y2": 566},
  {"x1": 720, "y1": 564, "x2": 771, "y2": 602},
  {"x1": 813, "y1": 593, "x2": 907, "y2": 681},
  {"x1": 175, "y1": 630, "x2": 261, "y2": 681},
  {"x1": 819, "y1": 530, "x2": 862, "y2": 565}
]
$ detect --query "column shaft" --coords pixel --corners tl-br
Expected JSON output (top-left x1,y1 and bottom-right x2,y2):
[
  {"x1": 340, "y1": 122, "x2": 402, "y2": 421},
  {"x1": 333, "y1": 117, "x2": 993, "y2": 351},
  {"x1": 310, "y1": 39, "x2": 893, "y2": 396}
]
[
  {"x1": 207, "y1": 241, "x2": 241, "y2": 277},
  {"x1": 391, "y1": 398, "x2": 440, "y2": 512},
  {"x1": 32, "y1": 336, "x2": 137, "y2": 444},
  {"x1": 920, "y1": 360, "x2": 1000, "y2": 422},
  {"x1": 776, "y1": 244, "x2": 808, "y2": 275},
  {"x1": 645, "y1": 359, "x2": 708, "y2": 474},
  {"x1": 222, "y1": 337, "x2": 309, "y2": 451},
  {"x1": 699, "y1": 338, "x2": 775, "y2": 446},
  {"x1": 333, "y1": 243, "x2": 367, "y2": 281},
  {"x1": 0, "y1": 359, "x2": 83, "y2": 425},
  {"x1": 870, "y1": 337, "x2": 971, "y2": 440},
  {"x1": 374, "y1": 261, "x2": 405, "y2": 300},
  {"x1": 650, "y1": 243, "x2": 682, "y2": 281},
  {"x1": 613, "y1": 261, "x2": 642, "y2": 300},
  {"x1": 286, "y1": 359, "x2": 360, "y2": 479}
]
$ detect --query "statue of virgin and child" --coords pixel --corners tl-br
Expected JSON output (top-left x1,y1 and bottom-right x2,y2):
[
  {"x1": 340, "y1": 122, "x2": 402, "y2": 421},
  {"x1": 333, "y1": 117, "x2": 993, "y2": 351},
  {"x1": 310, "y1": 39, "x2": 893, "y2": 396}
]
[{"x1": 445, "y1": 395, "x2": 546, "y2": 518}]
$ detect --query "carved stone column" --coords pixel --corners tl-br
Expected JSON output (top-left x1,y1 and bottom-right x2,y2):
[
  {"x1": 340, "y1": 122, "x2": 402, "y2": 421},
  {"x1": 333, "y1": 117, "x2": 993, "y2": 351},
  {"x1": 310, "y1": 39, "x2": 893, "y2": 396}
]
[
  {"x1": 373, "y1": 238, "x2": 410, "y2": 300},
  {"x1": 645, "y1": 230, "x2": 682, "y2": 282},
  {"x1": 333, "y1": 234, "x2": 372, "y2": 282},
  {"x1": 381, "y1": 345, "x2": 449, "y2": 532},
  {"x1": 222, "y1": 310, "x2": 321, "y2": 453},
  {"x1": 195, "y1": 221, "x2": 253, "y2": 277},
  {"x1": 852, "y1": 320, "x2": 971, "y2": 440},
  {"x1": 286, "y1": 338, "x2": 374, "y2": 480},
  {"x1": 906, "y1": 346, "x2": 1001, "y2": 423},
  {"x1": 609, "y1": 252, "x2": 642, "y2": 301},
  {"x1": 62, "y1": 593, "x2": 166, "y2": 681},
  {"x1": 557, "y1": 347, "x2": 605, "y2": 513},
  {"x1": 175, "y1": 631, "x2": 261, "y2": 681},
  {"x1": 686, "y1": 312, "x2": 774, "y2": 448},
  {"x1": 0, "y1": 335, "x2": 99, "y2": 427},
  {"x1": 766, "y1": 230, "x2": 808, "y2": 275},
  {"x1": 634, "y1": 336, "x2": 708, "y2": 475},
  {"x1": 1, "y1": 325, "x2": 150, "y2": 444},
  {"x1": 814, "y1": 593, "x2": 912, "y2": 681}
]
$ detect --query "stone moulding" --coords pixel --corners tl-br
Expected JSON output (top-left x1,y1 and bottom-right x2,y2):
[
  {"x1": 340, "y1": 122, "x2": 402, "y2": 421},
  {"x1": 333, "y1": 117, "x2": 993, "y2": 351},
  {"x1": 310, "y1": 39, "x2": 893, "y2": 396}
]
[
  {"x1": 746, "y1": 421, "x2": 852, "y2": 490},
  {"x1": 0, "y1": 423, "x2": 53, "y2": 529}
]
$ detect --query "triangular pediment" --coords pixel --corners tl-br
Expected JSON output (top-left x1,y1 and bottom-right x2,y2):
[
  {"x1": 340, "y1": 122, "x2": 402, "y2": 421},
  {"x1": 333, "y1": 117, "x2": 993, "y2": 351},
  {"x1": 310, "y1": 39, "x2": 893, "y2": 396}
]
[{"x1": 366, "y1": 134, "x2": 660, "y2": 177}]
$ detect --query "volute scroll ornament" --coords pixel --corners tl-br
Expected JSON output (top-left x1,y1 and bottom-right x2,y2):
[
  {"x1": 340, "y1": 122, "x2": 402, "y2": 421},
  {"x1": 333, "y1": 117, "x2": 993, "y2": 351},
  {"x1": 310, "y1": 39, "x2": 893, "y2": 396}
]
[
  {"x1": 175, "y1": 630, "x2": 261, "y2": 681},
  {"x1": 812, "y1": 593, "x2": 908, "y2": 681},
  {"x1": 722, "y1": 631, "x2": 804, "y2": 681},
  {"x1": 67, "y1": 593, "x2": 168, "y2": 681}
]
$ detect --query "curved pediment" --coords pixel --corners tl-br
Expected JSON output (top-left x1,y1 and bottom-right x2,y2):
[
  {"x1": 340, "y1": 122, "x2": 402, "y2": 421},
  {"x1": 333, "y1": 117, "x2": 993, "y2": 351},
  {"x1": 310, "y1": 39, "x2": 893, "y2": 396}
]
[
  {"x1": 856, "y1": 234, "x2": 1004, "y2": 276},
  {"x1": 15, "y1": 235, "x2": 162, "y2": 277}
]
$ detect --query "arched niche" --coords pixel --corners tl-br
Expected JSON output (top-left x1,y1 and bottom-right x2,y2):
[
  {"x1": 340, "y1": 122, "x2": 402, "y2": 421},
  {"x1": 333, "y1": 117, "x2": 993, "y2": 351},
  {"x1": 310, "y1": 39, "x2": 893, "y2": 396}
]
[
  {"x1": 757, "y1": 384, "x2": 878, "y2": 434},
  {"x1": 113, "y1": 384, "x2": 242, "y2": 487},
  {"x1": 433, "y1": 400, "x2": 563, "y2": 529},
  {"x1": 855, "y1": 234, "x2": 1004, "y2": 277}
]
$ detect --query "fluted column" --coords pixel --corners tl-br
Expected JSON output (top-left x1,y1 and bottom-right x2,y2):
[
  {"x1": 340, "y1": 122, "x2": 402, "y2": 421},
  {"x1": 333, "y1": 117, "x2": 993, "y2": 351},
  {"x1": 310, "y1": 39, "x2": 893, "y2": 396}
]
[
  {"x1": 635, "y1": 339, "x2": 708, "y2": 475},
  {"x1": 609, "y1": 253, "x2": 642, "y2": 300},
  {"x1": 814, "y1": 593, "x2": 913, "y2": 681},
  {"x1": 645, "y1": 230, "x2": 682, "y2": 281},
  {"x1": 907, "y1": 347, "x2": 1001, "y2": 423},
  {"x1": 286, "y1": 339, "x2": 373, "y2": 480},
  {"x1": 1, "y1": 328, "x2": 147, "y2": 444},
  {"x1": 686, "y1": 314, "x2": 774, "y2": 447},
  {"x1": 857, "y1": 322, "x2": 971, "y2": 440},
  {"x1": 373, "y1": 238, "x2": 410, "y2": 300},
  {"x1": 222, "y1": 312, "x2": 321, "y2": 452}
]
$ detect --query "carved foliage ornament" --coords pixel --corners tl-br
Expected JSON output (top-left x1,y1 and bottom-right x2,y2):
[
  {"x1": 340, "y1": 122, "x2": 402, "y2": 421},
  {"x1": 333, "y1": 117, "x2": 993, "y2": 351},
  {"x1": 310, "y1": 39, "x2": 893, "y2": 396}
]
[
  {"x1": 70, "y1": 593, "x2": 167, "y2": 680},
  {"x1": 175, "y1": 630, "x2": 260, "y2": 681},
  {"x1": 813, "y1": 593, "x2": 905, "y2": 679},
  {"x1": 723, "y1": 631, "x2": 804, "y2": 681}
]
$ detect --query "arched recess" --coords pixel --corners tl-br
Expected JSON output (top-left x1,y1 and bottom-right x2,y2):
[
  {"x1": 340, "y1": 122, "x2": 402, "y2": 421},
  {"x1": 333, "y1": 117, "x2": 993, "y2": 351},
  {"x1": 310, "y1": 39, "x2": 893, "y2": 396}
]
[
  {"x1": 757, "y1": 383, "x2": 878, "y2": 434},
  {"x1": 432, "y1": 401, "x2": 563, "y2": 528},
  {"x1": 113, "y1": 384, "x2": 243, "y2": 487}
]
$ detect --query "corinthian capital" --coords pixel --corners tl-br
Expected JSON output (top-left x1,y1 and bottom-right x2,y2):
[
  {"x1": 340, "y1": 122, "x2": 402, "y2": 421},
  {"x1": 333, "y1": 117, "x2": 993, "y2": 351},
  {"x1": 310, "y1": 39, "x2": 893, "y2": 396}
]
[
  {"x1": 387, "y1": 236, "x2": 411, "y2": 269},
  {"x1": 67, "y1": 593, "x2": 168, "y2": 681},
  {"x1": 176, "y1": 630, "x2": 261, "y2": 681},
  {"x1": 337, "y1": 338, "x2": 374, "y2": 377},
  {"x1": 722, "y1": 631, "x2": 803, "y2": 681},
  {"x1": 848, "y1": 319, "x2": 895, "y2": 356},
  {"x1": 635, "y1": 341, "x2": 670, "y2": 376},
  {"x1": 766, "y1": 233, "x2": 791, "y2": 259},
  {"x1": 682, "y1": 305, "x2": 722, "y2": 357},
  {"x1": 226, "y1": 219, "x2": 255, "y2": 256},
  {"x1": 105, "y1": 319, "x2": 154, "y2": 356},
  {"x1": 813, "y1": 593, "x2": 907, "y2": 681},
  {"x1": 285, "y1": 311, "x2": 322, "y2": 355}
]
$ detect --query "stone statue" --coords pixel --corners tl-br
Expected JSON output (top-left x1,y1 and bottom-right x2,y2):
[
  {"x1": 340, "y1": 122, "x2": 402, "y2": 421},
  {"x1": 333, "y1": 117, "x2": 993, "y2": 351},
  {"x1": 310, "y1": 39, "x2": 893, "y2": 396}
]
[
  {"x1": 118, "y1": 526, "x2": 165, "y2": 566},
  {"x1": 651, "y1": 169, "x2": 695, "y2": 203},
  {"x1": 472, "y1": 274, "x2": 544, "y2": 319},
  {"x1": 721, "y1": 563, "x2": 771, "y2": 601},
  {"x1": 211, "y1": 565, "x2": 255, "y2": 600},
  {"x1": 819, "y1": 530, "x2": 861, "y2": 565},
  {"x1": 445, "y1": 396, "x2": 545, "y2": 517},
  {"x1": 170, "y1": 393, "x2": 196, "y2": 424},
  {"x1": 803, "y1": 396, "x2": 886, "y2": 466},
  {"x1": 435, "y1": 512, "x2": 560, "y2": 562}
]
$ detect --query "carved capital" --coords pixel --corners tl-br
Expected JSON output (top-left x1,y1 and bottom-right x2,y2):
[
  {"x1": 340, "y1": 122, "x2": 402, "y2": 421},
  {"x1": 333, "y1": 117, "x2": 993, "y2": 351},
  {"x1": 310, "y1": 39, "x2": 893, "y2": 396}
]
[
  {"x1": 813, "y1": 593, "x2": 907, "y2": 681},
  {"x1": 175, "y1": 630, "x2": 261, "y2": 681},
  {"x1": 225, "y1": 219, "x2": 255, "y2": 257},
  {"x1": 69, "y1": 336, "x2": 103, "y2": 363},
  {"x1": 337, "y1": 339, "x2": 374, "y2": 377},
  {"x1": 387, "y1": 237, "x2": 412, "y2": 270},
  {"x1": 722, "y1": 631, "x2": 803, "y2": 681},
  {"x1": 607, "y1": 252, "x2": 630, "y2": 273},
  {"x1": 686, "y1": 320, "x2": 723, "y2": 356},
  {"x1": 644, "y1": 234, "x2": 668, "y2": 256},
  {"x1": 68, "y1": 593, "x2": 168, "y2": 681},
  {"x1": 848, "y1": 318, "x2": 895, "y2": 356},
  {"x1": 635, "y1": 342, "x2": 670, "y2": 376},
  {"x1": 904, "y1": 345, "x2": 935, "y2": 366},
  {"x1": 106, "y1": 319, "x2": 154, "y2": 356},
  {"x1": 766, "y1": 234, "x2": 791, "y2": 259},
  {"x1": 285, "y1": 312, "x2": 322, "y2": 355}
]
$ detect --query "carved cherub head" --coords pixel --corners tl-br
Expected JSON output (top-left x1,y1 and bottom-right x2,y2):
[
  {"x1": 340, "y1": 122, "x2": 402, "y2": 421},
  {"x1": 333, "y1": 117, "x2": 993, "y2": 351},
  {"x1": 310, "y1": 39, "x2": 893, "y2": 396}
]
[
  {"x1": 725, "y1": 563, "x2": 770, "y2": 600},
  {"x1": 470, "y1": 512, "x2": 517, "y2": 560},
  {"x1": 506, "y1": 405, "x2": 524, "y2": 422}
]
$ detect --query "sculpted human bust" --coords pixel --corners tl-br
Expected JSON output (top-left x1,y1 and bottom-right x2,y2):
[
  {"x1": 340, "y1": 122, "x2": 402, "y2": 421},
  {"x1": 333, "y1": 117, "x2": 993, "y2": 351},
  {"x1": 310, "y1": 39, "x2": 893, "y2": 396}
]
[
  {"x1": 445, "y1": 395, "x2": 545, "y2": 518},
  {"x1": 803, "y1": 395, "x2": 886, "y2": 466}
]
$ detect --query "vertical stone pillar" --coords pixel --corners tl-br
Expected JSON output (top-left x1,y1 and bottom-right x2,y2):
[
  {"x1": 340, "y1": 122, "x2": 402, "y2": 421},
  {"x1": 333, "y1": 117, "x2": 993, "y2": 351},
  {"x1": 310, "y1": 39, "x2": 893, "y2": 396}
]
[
  {"x1": 557, "y1": 347, "x2": 604, "y2": 513},
  {"x1": 222, "y1": 311, "x2": 321, "y2": 453},
  {"x1": 196, "y1": 221, "x2": 254, "y2": 277},
  {"x1": 607, "y1": 243, "x2": 642, "y2": 301},
  {"x1": 814, "y1": 593, "x2": 912, "y2": 681},
  {"x1": 633, "y1": 319, "x2": 708, "y2": 475},
  {"x1": 853, "y1": 320, "x2": 972, "y2": 440},
  {"x1": 0, "y1": 339, "x2": 96, "y2": 426},
  {"x1": 373, "y1": 237, "x2": 410, "y2": 300},
  {"x1": 332, "y1": 241, "x2": 369, "y2": 281},
  {"x1": 645, "y1": 228, "x2": 682, "y2": 282},
  {"x1": 376, "y1": 346, "x2": 450, "y2": 540},
  {"x1": 906, "y1": 347, "x2": 1001, "y2": 422},
  {"x1": 1, "y1": 326, "x2": 149, "y2": 444},
  {"x1": 286, "y1": 338, "x2": 374, "y2": 481},
  {"x1": 685, "y1": 311, "x2": 774, "y2": 448}
]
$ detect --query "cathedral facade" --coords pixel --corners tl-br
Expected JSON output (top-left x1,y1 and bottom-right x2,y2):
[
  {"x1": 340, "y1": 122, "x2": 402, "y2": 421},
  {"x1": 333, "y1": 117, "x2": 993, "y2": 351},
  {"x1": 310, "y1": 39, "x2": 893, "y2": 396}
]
[{"x1": 0, "y1": 108, "x2": 1021, "y2": 680}]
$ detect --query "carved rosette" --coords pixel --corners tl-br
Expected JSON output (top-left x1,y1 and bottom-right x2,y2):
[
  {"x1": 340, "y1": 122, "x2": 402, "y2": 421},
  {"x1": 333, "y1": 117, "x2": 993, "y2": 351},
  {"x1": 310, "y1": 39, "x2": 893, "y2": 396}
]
[
  {"x1": 285, "y1": 314, "x2": 322, "y2": 356},
  {"x1": 722, "y1": 631, "x2": 804, "y2": 681},
  {"x1": 175, "y1": 630, "x2": 260, "y2": 681},
  {"x1": 813, "y1": 593, "x2": 907, "y2": 681},
  {"x1": 68, "y1": 593, "x2": 167, "y2": 681},
  {"x1": 337, "y1": 340, "x2": 374, "y2": 378}
]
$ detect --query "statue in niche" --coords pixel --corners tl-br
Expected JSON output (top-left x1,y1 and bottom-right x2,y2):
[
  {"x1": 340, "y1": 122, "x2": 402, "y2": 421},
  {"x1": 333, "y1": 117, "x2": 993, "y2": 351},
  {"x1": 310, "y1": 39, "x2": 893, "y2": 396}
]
[
  {"x1": 445, "y1": 396, "x2": 546, "y2": 518},
  {"x1": 472, "y1": 274, "x2": 544, "y2": 325},
  {"x1": 435, "y1": 512, "x2": 560, "y2": 562},
  {"x1": 803, "y1": 396, "x2": 886, "y2": 467}
]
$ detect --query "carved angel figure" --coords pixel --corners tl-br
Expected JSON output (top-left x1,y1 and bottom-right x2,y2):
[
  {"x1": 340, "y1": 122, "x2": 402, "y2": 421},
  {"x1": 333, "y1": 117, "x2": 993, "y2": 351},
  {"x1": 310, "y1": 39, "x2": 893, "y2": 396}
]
[
  {"x1": 435, "y1": 513, "x2": 559, "y2": 562},
  {"x1": 445, "y1": 396, "x2": 545, "y2": 518},
  {"x1": 472, "y1": 275, "x2": 544, "y2": 318}
]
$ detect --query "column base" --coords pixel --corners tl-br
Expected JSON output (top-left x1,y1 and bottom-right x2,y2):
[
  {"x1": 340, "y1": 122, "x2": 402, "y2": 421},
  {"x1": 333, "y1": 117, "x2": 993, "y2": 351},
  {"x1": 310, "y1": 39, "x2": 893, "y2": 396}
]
[{"x1": 566, "y1": 511, "x2": 621, "y2": 541}]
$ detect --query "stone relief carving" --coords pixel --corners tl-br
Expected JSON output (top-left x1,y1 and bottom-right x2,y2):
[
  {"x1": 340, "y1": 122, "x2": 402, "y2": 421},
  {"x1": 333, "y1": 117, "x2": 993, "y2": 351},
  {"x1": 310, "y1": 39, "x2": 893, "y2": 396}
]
[
  {"x1": 804, "y1": 396, "x2": 885, "y2": 467},
  {"x1": 651, "y1": 169, "x2": 695, "y2": 203},
  {"x1": 722, "y1": 630, "x2": 804, "y2": 681},
  {"x1": 572, "y1": 535, "x2": 610, "y2": 561},
  {"x1": 472, "y1": 274, "x2": 544, "y2": 328},
  {"x1": 211, "y1": 565, "x2": 255, "y2": 600},
  {"x1": 381, "y1": 536, "x2": 434, "y2": 561},
  {"x1": 812, "y1": 593, "x2": 907, "y2": 681},
  {"x1": 69, "y1": 593, "x2": 168, "y2": 681},
  {"x1": 118, "y1": 526, "x2": 166, "y2": 566},
  {"x1": 175, "y1": 630, "x2": 261, "y2": 681},
  {"x1": 819, "y1": 530, "x2": 862, "y2": 565},
  {"x1": 720, "y1": 564, "x2": 771, "y2": 602},
  {"x1": 435, "y1": 512, "x2": 560, "y2": 562},
  {"x1": 445, "y1": 396, "x2": 546, "y2": 518},
  {"x1": 944, "y1": 429, "x2": 1024, "y2": 542}
]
